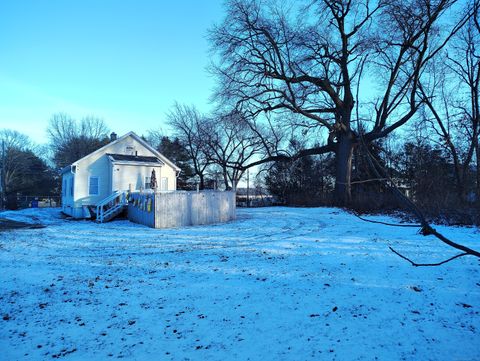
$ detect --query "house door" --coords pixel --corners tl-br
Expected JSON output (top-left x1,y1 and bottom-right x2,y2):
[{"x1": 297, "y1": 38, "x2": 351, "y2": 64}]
[
  {"x1": 112, "y1": 167, "x2": 121, "y2": 192},
  {"x1": 161, "y1": 177, "x2": 168, "y2": 191}
]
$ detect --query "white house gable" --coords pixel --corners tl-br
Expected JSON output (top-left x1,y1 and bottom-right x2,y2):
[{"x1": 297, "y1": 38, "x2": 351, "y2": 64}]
[{"x1": 61, "y1": 132, "x2": 179, "y2": 218}]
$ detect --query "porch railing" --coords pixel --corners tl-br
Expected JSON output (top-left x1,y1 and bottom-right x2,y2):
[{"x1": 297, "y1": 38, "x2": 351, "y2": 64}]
[{"x1": 95, "y1": 191, "x2": 127, "y2": 223}]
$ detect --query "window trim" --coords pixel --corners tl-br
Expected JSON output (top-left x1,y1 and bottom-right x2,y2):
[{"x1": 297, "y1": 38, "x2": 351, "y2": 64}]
[{"x1": 89, "y1": 176, "x2": 100, "y2": 196}]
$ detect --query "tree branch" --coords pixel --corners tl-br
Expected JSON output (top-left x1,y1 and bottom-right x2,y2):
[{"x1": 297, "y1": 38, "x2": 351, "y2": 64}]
[{"x1": 389, "y1": 247, "x2": 469, "y2": 267}]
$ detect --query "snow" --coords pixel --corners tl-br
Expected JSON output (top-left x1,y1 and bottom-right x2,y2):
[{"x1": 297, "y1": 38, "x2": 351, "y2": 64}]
[{"x1": 0, "y1": 207, "x2": 479, "y2": 360}]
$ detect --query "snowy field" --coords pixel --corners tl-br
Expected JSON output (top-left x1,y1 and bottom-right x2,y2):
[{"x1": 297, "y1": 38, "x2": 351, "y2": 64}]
[{"x1": 0, "y1": 207, "x2": 479, "y2": 361}]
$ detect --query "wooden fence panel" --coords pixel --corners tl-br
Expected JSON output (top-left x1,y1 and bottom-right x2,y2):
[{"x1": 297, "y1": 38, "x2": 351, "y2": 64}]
[
  {"x1": 128, "y1": 191, "x2": 235, "y2": 229},
  {"x1": 127, "y1": 192, "x2": 155, "y2": 228}
]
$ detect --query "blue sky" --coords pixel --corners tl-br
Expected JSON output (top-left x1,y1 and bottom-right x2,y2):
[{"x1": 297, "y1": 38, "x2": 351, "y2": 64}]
[{"x1": 0, "y1": 0, "x2": 224, "y2": 143}]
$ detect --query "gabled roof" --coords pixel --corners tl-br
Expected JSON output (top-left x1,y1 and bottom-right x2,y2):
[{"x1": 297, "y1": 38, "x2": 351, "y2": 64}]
[{"x1": 61, "y1": 131, "x2": 181, "y2": 174}]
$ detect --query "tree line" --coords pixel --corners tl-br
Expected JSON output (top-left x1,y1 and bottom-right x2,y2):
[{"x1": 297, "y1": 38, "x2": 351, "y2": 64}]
[
  {"x1": 208, "y1": 0, "x2": 479, "y2": 224},
  {"x1": 0, "y1": 107, "x2": 262, "y2": 208},
  {"x1": 1, "y1": 0, "x2": 479, "y2": 226}
]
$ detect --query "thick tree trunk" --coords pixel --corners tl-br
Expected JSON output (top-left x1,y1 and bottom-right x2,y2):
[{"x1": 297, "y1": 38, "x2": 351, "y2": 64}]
[
  {"x1": 223, "y1": 169, "x2": 230, "y2": 190},
  {"x1": 334, "y1": 132, "x2": 354, "y2": 206},
  {"x1": 455, "y1": 169, "x2": 466, "y2": 203},
  {"x1": 199, "y1": 174, "x2": 205, "y2": 190}
]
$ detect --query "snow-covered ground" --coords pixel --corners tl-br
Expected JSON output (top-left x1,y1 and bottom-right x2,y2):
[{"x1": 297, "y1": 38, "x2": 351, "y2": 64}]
[{"x1": 0, "y1": 207, "x2": 479, "y2": 361}]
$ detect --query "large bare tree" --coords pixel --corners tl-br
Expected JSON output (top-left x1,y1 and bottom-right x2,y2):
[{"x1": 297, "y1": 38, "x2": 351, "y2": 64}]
[
  {"x1": 202, "y1": 111, "x2": 263, "y2": 190},
  {"x1": 167, "y1": 103, "x2": 212, "y2": 189},
  {"x1": 210, "y1": 0, "x2": 474, "y2": 205},
  {"x1": 47, "y1": 113, "x2": 110, "y2": 169}
]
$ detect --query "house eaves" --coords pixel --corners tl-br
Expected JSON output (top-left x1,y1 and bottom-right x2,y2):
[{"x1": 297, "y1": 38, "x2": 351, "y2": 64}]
[{"x1": 61, "y1": 131, "x2": 181, "y2": 173}]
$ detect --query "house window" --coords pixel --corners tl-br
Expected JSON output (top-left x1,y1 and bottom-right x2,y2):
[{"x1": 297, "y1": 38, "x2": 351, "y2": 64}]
[
  {"x1": 70, "y1": 178, "x2": 74, "y2": 197},
  {"x1": 63, "y1": 179, "x2": 66, "y2": 196},
  {"x1": 161, "y1": 177, "x2": 168, "y2": 191},
  {"x1": 89, "y1": 176, "x2": 99, "y2": 195},
  {"x1": 145, "y1": 176, "x2": 151, "y2": 189}
]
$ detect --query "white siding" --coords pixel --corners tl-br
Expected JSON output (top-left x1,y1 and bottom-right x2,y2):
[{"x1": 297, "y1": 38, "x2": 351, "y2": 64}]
[
  {"x1": 112, "y1": 164, "x2": 165, "y2": 192},
  {"x1": 73, "y1": 153, "x2": 111, "y2": 207},
  {"x1": 61, "y1": 172, "x2": 75, "y2": 216},
  {"x1": 67, "y1": 134, "x2": 178, "y2": 215},
  {"x1": 159, "y1": 163, "x2": 177, "y2": 191}
]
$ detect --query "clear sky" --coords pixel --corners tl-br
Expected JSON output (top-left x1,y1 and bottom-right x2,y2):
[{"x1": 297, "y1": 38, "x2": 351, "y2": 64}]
[{"x1": 0, "y1": 0, "x2": 224, "y2": 144}]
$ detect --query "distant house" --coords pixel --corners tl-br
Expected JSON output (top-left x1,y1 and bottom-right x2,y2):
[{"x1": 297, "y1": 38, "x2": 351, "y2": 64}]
[{"x1": 61, "y1": 131, "x2": 180, "y2": 219}]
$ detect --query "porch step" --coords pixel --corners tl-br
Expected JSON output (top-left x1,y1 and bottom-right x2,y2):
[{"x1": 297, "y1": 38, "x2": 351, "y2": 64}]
[
  {"x1": 95, "y1": 191, "x2": 128, "y2": 223},
  {"x1": 97, "y1": 204, "x2": 126, "y2": 223}
]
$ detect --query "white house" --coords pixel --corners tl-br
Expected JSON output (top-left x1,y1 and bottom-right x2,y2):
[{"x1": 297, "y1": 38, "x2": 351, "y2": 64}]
[{"x1": 61, "y1": 131, "x2": 181, "y2": 219}]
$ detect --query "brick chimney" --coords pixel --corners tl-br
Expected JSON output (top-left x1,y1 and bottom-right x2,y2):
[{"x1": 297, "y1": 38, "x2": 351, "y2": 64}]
[{"x1": 110, "y1": 132, "x2": 117, "y2": 141}]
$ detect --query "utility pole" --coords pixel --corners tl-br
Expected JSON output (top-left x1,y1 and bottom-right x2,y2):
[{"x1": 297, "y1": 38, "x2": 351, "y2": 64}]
[
  {"x1": 1, "y1": 140, "x2": 5, "y2": 210},
  {"x1": 246, "y1": 168, "x2": 250, "y2": 207}
]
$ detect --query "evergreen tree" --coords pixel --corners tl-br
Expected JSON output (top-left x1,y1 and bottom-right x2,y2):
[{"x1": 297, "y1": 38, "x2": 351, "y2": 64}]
[
  {"x1": 157, "y1": 136, "x2": 195, "y2": 190},
  {"x1": 265, "y1": 139, "x2": 334, "y2": 205}
]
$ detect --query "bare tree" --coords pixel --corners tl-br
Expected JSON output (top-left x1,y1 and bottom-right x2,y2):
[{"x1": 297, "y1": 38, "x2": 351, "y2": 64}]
[
  {"x1": 167, "y1": 103, "x2": 212, "y2": 189},
  {"x1": 210, "y1": 0, "x2": 474, "y2": 205},
  {"x1": 0, "y1": 130, "x2": 33, "y2": 197},
  {"x1": 0, "y1": 130, "x2": 56, "y2": 209},
  {"x1": 419, "y1": 11, "x2": 480, "y2": 200},
  {"x1": 202, "y1": 111, "x2": 263, "y2": 190},
  {"x1": 80, "y1": 116, "x2": 110, "y2": 140},
  {"x1": 47, "y1": 113, "x2": 110, "y2": 169},
  {"x1": 47, "y1": 113, "x2": 77, "y2": 146}
]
